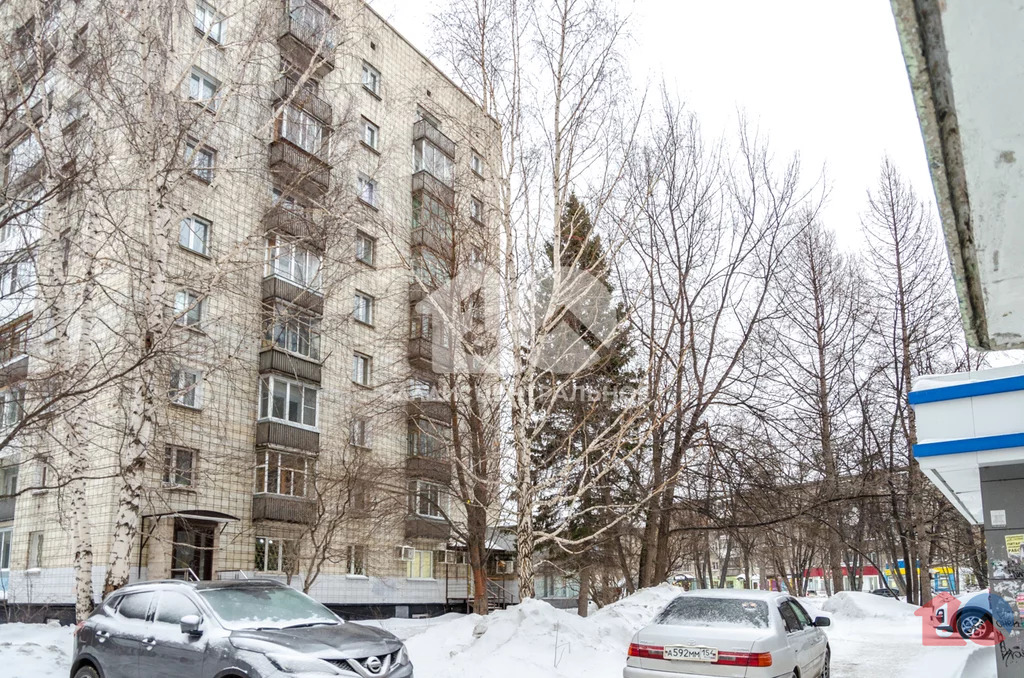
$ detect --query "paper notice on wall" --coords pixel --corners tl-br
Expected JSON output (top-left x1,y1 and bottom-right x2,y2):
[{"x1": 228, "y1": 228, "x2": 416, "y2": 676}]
[{"x1": 1004, "y1": 534, "x2": 1024, "y2": 578}]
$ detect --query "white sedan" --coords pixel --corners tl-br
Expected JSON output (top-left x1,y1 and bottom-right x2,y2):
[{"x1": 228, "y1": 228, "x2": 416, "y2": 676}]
[{"x1": 624, "y1": 589, "x2": 830, "y2": 678}]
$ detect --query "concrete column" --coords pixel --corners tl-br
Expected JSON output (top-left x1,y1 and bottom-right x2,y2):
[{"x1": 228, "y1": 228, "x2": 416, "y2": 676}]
[{"x1": 980, "y1": 464, "x2": 1024, "y2": 675}]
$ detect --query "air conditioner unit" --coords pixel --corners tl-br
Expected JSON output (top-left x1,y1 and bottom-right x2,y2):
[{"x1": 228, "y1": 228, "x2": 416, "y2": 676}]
[{"x1": 398, "y1": 546, "x2": 415, "y2": 562}]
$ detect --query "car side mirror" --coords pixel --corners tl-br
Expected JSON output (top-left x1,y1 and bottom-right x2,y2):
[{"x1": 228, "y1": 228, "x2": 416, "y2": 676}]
[
  {"x1": 813, "y1": 616, "x2": 831, "y2": 627},
  {"x1": 180, "y1": 614, "x2": 203, "y2": 637}
]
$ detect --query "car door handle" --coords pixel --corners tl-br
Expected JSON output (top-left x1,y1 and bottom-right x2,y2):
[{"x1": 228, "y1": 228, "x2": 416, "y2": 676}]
[
  {"x1": 95, "y1": 630, "x2": 109, "y2": 643},
  {"x1": 143, "y1": 637, "x2": 157, "y2": 650}
]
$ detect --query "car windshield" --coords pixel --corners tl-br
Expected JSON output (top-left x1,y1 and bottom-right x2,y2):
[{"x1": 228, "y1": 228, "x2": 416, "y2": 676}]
[
  {"x1": 199, "y1": 586, "x2": 341, "y2": 630},
  {"x1": 655, "y1": 597, "x2": 770, "y2": 629}
]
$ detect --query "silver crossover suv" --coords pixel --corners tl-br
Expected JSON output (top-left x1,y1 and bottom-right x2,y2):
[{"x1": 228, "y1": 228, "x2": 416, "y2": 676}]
[{"x1": 70, "y1": 579, "x2": 413, "y2": 678}]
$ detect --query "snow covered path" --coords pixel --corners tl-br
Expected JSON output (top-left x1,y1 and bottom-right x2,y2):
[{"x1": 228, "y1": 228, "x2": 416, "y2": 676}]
[{"x1": 0, "y1": 586, "x2": 999, "y2": 678}]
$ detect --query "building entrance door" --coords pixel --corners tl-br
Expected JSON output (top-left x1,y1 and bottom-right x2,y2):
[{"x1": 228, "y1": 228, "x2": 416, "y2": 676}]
[{"x1": 171, "y1": 518, "x2": 215, "y2": 580}]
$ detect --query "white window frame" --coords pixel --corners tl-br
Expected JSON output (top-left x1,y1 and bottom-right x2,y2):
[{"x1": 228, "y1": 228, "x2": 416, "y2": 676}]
[
  {"x1": 174, "y1": 289, "x2": 204, "y2": 327},
  {"x1": 350, "y1": 417, "x2": 371, "y2": 448},
  {"x1": 255, "y1": 450, "x2": 310, "y2": 497},
  {"x1": 258, "y1": 375, "x2": 319, "y2": 429},
  {"x1": 414, "y1": 138, "x2": 454, "y2": 186},
  {"x1": 346, "y1": 545, "x2": 367, "y2": 576},
  {"x1": 179, "y1": 215, "x2": 210, "y2": 255},
  {"x1": 0, "y1": 527, "x2": 12, "y2": 588},
  {"x1": 470, "y1": 196, "x2": 484, "y2": 223},
  {"x1": 279, "y1": 104, "x2": 326, "y2": 156},
  {"x1": 163, "y1": 445, "x2": 196, "y2": 487},
  {"x1": 266, "y1": 303, "x2": 321, "y2": 360},
  {"x1": 470, "y1": 151, "x2": 484, "y2": 177},
  {"x1": 194, "y1": 0, "x2": 224, "y2": 43},
  {"x1": 362, "y1": 62, "x2": 380, "y2": 95},
  {"x1": 254, "y1": 536, "x2": 293, "y2": 573},
  {"x1": 406, "y1": 548, "x2": 434, "y2": 580},
  {"x1": 362, "y1": 118, "x2": 379, "y2": 150},
  {"x1": 184, "y1": 140, "x2": 215, "y2": 182},
  {"x1": 265, "y1": 236, "x2": 322, "y2": 291},
  {"x1": 355, "y1": 231, "x2": 375, "y2": 266},
  {"x1": 409, "y1": 479, "x2": 446, "y2": 519},
  {"x1": 189, "y1": 67, "x2": 221, "y2": 110},
  {"x1": 169, "y1": 368, "x2": 203, "y2": 409},
  {"x1": 352, "y1": 352, "x2": 372, "y2": 387},
  {"x1": 0, "y1": 385, "x2": 25, "y2": 429},
  {"x1": 357, "y1": 173, "x2": 378, "y2": 208},
  {"x1": 353, "y1": 291, "x2": 374, "y2": 325}
]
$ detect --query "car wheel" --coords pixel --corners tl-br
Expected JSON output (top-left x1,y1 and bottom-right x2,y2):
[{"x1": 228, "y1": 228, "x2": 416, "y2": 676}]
[
  {"x1": 956, "y1": 611, "x2": 993, "y2": 640},
  {"x1": 821, "y1": 647, "x2": 831, "y2": 678},
  {"x1": 73, "y1": 666, "x2": 100, "y2": 678}
]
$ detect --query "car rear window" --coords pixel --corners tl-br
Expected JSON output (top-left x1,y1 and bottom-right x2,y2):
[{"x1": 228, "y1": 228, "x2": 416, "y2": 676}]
[{"x1": 655, "y1": 597, "x2": 770, "y2": 628}]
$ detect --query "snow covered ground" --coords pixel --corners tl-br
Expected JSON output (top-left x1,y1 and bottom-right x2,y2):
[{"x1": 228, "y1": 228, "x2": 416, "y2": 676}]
[{"x1": 0, "y1": 585, "x2": 999, "y2": 678}]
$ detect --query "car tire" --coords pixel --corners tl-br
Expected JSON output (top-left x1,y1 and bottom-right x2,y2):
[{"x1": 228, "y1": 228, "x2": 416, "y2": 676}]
[
  {"x1": 73, "y1": 666, "x2": 100, "y2": 678},
  {"x1": 956, "y1": 611, "x2": 993, "y2": 640},
  {"x1": 821, "y1": 647, "x2": 831, "y2": 678}
]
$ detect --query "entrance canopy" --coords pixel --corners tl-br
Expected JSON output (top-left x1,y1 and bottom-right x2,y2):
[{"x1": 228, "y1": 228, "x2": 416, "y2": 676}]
[
  {"x1": 142, "y1": 510, "x2": 239, "y2": 524},
  {"x1": 910, "y1": 365, "x2": 1024, "y2": 524}
]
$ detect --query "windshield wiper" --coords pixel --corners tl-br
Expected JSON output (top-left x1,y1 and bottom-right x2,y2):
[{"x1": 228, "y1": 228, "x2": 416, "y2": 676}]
[{"x1": 280, "y1": 621, "x2": 341, "y2": 629}]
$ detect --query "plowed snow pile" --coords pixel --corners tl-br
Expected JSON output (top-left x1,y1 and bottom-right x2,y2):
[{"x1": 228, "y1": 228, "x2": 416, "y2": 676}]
[
  {"x1": 0, "y1": 622, "x2": 72, "y2": 678},
  {"x1": 820, "y1": 590, "x2": 917, "y2": 619}
]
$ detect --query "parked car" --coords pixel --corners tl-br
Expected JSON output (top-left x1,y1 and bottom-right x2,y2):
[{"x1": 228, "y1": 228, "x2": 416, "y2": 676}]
[
  {"x1": 870, "y1": 588, "x2": 900, "y2": 599},
  {"x1": 70, "y1": 579, "x2": 413, "y2": 678},
  {"x1": 624, "y1": 589, "x2": 830, "y2": 678}
]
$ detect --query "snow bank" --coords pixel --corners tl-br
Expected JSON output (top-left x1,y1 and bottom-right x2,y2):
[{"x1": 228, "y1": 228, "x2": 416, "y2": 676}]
[
  {"x1": 820, "y1": 591, "x2": 918, "y2": 620},
  {"x1": 0, "y1": 622, "x2": 74, "y2": 678},
  {"x1": 958, "y1": 645, "x2": 998, "y2": 678}
]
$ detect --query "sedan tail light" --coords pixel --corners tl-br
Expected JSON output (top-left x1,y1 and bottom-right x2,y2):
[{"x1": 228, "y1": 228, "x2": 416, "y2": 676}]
[
  {"x1": 627, "y1": 643, "x2": 665, "y2": 659},
  {"x1": 716, "y1": 651, "x2": 773, "y2": 667}
]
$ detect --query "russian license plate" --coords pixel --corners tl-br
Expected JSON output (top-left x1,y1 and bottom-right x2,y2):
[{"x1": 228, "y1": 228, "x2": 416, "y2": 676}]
[{"x1": 663, "y1": 646, "x2": 718, "y2": 662}]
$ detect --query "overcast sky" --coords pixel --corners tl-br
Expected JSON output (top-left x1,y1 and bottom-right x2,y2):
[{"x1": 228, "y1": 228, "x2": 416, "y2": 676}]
[{"x1": 367, "y1": 0, "x2": 936, "y2": 251}]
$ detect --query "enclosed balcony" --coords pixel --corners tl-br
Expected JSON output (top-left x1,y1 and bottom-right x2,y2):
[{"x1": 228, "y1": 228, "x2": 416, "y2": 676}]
[
  {"x1": 413, "y1": 119, "x2": 456, "y2": 160},
  {"x1": 278, "y1": 9, "x2": 335, "y2": 78},
  {"x1": 412, "y1": 170, "x2": 455, "y2": 208},
  {"x1": 405, "y1": 515, "x2": 451, "y2": 541},
  {"x1": 407, "y1": 455, "x2": 450, "y2": 484},
  {"x1": 259, "y1": 347, "x2": 322, "y2": 384},
  {"x1": 269, "y1": 139, "x2": 330, "y2": 199},
  {"x1": 252, "y1": 494, "x2": 316, "y2": 525},
  {"x1": 272, "y1": 79, "x2": 332, "y2": 127},
  {"x1": 263, "y1": 204, "x2": 324, "y2": 247},
  {"x1": 406, "y1": 399, "x2": 452, "y2": 426},
  {"x1": 255, "y1": 421, "x2": 319, "y2": 453}
]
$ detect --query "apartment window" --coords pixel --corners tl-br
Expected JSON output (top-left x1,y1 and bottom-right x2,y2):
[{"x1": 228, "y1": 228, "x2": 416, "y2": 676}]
[
  {"x1": 362, "y1": 118, "x2": 379, "y2": 151},
  {"x1": 254, "y1": 536, "x2": 294, "y2": 573},
  {"x1": 169, "y1": 368, "x2": 202, "y2": 408},
  {"x1": 353, "y1": 291, "x2": 374, "y2": 325},
  {"x1": 163, "y1": 446, "x2": 196, "y2": 487},
  {"x1": 408, "y1": 419, "x2": 445, "y2": 458},
  {"x1": 184, "y1": 140, "x2": 215, "y2": 182},
  {"x1": 288, "y1": 0, "x2": 333, "y2": 49},
  {"x1": 179, "y1": 215, "x2": 210, "y2": 255},
  {"x1": 266, "y1": 303, "x2": 321, "y2": 360},
  {"x1": 412, "y1": 193, "x2": 451, "y2": 237},
  {"x1": 0, "y1": 528, "x2": 11, "y2": 587},
  {"x1": 357, "y1": 173, "x2": 378, "y2": 208},
  {"x1": 362, "y1": 62, "x2": 380, "y2": 96},
  {"x1": 1, "y1": 191, "x2": 44, "y2": 244},
  {"x1": 350, "y1": 417, "x2": 371, "y2": 448},
  {"x1": 346, "y1": 545, "x2": 367, "y2": 576},
  {"x1": 33, "y1": 455, "x2": 49, "y2": 491},
  {"x1": 259, "y1": 375, "x2": 318, "y2": 428},
  {"x1": 355, "y1": 231, "x2": 375, "y2": 266},
  {"x1": 279, "y1": 105, "x2": 326, "y2": 156},
  {"x1": 352, "y1": 353, "x2": 372, "y2": 386},
  {"x1": 27, "y1": 531, "x2": 43, "y2": 569},
  {"x1": 470, "y1": 196, "x2": 484, "y2": 223},
  {"x1": 265, "y1": 236, "x2": 322, "y2": 290},
  {"x1": 408, "y1": 378, "x2": 434, "y2": 400},
  {"x1": 5, "y1": 135, "x2": 42, "y2": 184},
  {"x1": 414, "y1": 138, "x2": 454, "y2": 186},
  {"x1": 0, "y1": 315, "x2": 30, "y2": 364},
  {"x1": 0, "y1": 260, "x2": 32, "y2": 298},
  {"x1": 0, "y1": 466, "x2": 16, "y2": 496},
  {"x1": 413, "y1": 250, "x2": 449, "y2": 286},
  {"x1": 0, "y1": 385, "x2": 25, "y2": 428},
  {"x1": 409, "y1": 479, "x2": 445, "y2": 519},
  {"x1": 189, "y1": 68, "x2": 221, "y2": 110},
  {"x1": 255, "y1": 450, "x2": 309, "y2": 497},
  {"x1": 406, "y1": 548, "x2": 434, "y2": 580},
  {"x1": 174, "y1": 290, "x2": 204, "y2": 327},
  {"x1": 471, "y1": 151, "x2": 484, "y2": 176},
  {"x1": 194, "y1": 0, "x2": 224, "y2": 42}
]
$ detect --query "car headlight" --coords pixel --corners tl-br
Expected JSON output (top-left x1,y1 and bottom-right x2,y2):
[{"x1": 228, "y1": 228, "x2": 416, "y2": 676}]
[
  {"x1": 396, "y1": 646, "x2": 410, "y2": 665},
  {"x1": 266, "y1": 652, "x2": 339, "y2": 675}
]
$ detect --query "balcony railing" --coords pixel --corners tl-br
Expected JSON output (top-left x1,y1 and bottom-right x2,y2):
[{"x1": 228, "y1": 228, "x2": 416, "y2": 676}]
[
  {"x1": 407, "y1": 454, "x2": 451, "y2": 484},
  {"x1": 406, "y1": 399, "x2": 452, "y2": 426},
  {"x1": 278, "y1": 13, "x2": 336, "y2": 75},
  {"x1": 268, "y1": 139, "x2": 330, "y2": 198},
  {"x1": 413, "y1": 120, "x2": 456, "y2": 159},
  {"x1": 252, "y1": 494, "x2": 316, "y2": 525},
  {"x1": 255, "y1": 420, "x2": 319, "y2": 452},
  {"x1": 263, "y1": 204, "x2": 324, "y2": 247},
  {"x1": 263, "y1": 275, "x2": 324, "y2": 314},
  {"x1": 272, "y1": 79, "x2": 332, "y2": 125},
  {"x1": 412, "y1": 170, "x2": 455, "y2": 207},
  {"x1": 405, "y1": 515, "x2": 451, "y2": 541},
  {"x1": 259, "y1": 347, "x2": 322, "y2": 384}
]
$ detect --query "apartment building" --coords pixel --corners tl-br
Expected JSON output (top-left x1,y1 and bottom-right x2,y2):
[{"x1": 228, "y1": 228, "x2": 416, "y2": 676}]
[{"x1": 0, "y1": 0, "x2": 502, "y2": 618}]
